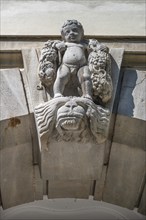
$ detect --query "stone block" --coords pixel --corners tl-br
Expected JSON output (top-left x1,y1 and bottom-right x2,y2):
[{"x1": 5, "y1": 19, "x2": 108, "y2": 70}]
[
  {"x1": 0, "y1": 143, "x2": 34, "y2": 209},
  {"x1": 113, "y1": 68, "x2": 146, "y2": 149},
  {"x1": 33, "y1": 165, "x2": 43, "y2": 200},
  {"x1": 102, "y1": 68, "x2": 146, "y2": 209},
  {"x1": 34, "y1": 48, "x2": 124, "y2": 183},
  {"x1": 0, "y1": 68, "x2": 28, "y2": 120},
  {"x1": 138, "y1": 184, "x2": 146, "y2": 215},
  {"x1": 103, "y1": 142, "x2": 146, "y2": 209},
  {"x1": 104, "y1": 49, "x2": 124, "y2": 164},
  {"x1": 0, "y1": 68, "x2": 34, "y2": 209},
  {"x1": 21, "y1": 51, "x2": 46, "y2": 164},
  {"x1": 94, "y1": 166, "x2": 107, "y2": 201},
  {"x1": 117, "y1": 68, "x2": 146, "y2": 120},
  {"x1": 48, "y1": 180, "x2": 91, "y2": 199},
  {"x1": 113, "y1": 115, "x2": 146, "y2": 150},
  {"x1": 41, "y1": 140, "x2": 105, "y2": 181},
  {"x1": 22, "y1": 49, "x2": 47, "y2": 107},
  {"x1": 107, "y1": 48, "x2": 124, "y2": 112}
]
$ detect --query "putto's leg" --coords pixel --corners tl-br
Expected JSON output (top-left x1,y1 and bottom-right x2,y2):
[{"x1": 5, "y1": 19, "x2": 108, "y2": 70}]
[
  {"x1": 53, "y1": 64, "x2": 70, "y2": 98},
  {"x1": 77, "y1": 66, "x2": 92, "y2": 100}
]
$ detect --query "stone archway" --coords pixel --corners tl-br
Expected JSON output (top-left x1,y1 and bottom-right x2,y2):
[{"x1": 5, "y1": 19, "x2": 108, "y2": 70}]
[
  {"x1": 0, "y1": 37, "x2": 146, "y2": 217},
  {"x1": 1, "y1": 198, "x2": 145, "y2": 220}
]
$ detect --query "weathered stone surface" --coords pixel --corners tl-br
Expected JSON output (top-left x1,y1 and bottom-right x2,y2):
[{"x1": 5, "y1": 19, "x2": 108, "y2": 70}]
[
  {"x1": 0, "y1": 69, "x2": 31, "y2": 148},
  {"x1": 35, "y1": 46, "x2": 124, "y2": 182},
  {"x1": 35, "y1": 20, "x2": 124, "y2": 185},
  {"x1": 0, "y1": 68, "x2": 28, "y2": 120},
  {"x1": 35, "y1": 22, "x2": 117, "y2": 184},
  {"x1": 103, "y1": 142, "x2": 146, "y2": 209},
  {"x1": 104, "y1": 48, "x2": 124, "y2": 164},
  {"x1": 0, "y1": 69, "x2": 34, "y2": 209},
  {"x1": 28, "y1": 113, "x2": 40, "y2": 164},
  {"x1": 138, "y1": 184, "x2": 146, "y2": 215},
  {"x1": 21, "y1": 53, "x2": 45, "y2": 164},
  {"x1": 0, "y1": 143, "x2": 34, "y2": 209},
  {"x1": 0, "y1": 50, "x2": 23, "y2": 69},
  {"x1": 106, "y1": 48, "x2": 124, "y2": 111},
  {"x1": 0, "y1": 5, "x2": 145, "y2": 213},
  {"x1": 33, "y1": 165, "x2": 43, "y2": 200},
  {"x1": 94, "y1": 166, "x2": 107, "y2": 201},
  {"x1": 48, "y1": 180, "x2": 91, "y2": 199},
  {"x1": 1, "y1": 38, "x2": 146, "y2": 54},
  {"x1": 1, "y1": 115, "x2": 32, "y2": 151},
  {"x1": 113, "y1": 115, "x2": 146, "y2": 149},
  {"x1": 43, "y1": 180, "x2": 48, "y2": 195},
  {"x1": 41, "y1": 140, "x2": 105, "y2": 181},
  {"x1": 22, "y1": 49, "x2": 47, "y2": 106},
  {"x1": 20, "y1": 69, "x2": 34, "y2": 113},
  {"x1": 35, "y1": 97, "x2": 110, "y2": 144},
  {"x1": 117, "y1": 68, "x2": 146, "y2": 120},
  {"x1": 102, "y1": 68, "x2": 146, "y2": 210},
  {"x1": 112, "y1": 68, "x2": 146, "y2": 149}
]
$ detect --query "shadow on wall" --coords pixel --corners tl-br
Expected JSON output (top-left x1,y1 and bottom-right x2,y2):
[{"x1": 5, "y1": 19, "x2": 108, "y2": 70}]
[{"x1": 117, "y1": 69, "x2": 137, "y2": 117}]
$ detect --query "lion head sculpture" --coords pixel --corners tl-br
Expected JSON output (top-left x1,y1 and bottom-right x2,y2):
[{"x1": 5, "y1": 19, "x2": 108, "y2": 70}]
[{"x1": 35, "y1": 97, "x2": 110, "y2": 143}]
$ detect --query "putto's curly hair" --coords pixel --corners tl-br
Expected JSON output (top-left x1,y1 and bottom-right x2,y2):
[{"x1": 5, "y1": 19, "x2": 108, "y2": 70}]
[{"x1": 61, "y1": 19, "x2": 84, "y2": 37}]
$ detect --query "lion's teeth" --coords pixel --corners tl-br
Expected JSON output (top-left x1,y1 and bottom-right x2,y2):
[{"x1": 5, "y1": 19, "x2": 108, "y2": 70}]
[{"x1": 61, "y1": 118, "x2": 77, "y2": 129}]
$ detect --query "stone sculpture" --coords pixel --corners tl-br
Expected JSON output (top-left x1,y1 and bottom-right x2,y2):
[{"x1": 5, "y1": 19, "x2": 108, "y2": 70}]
[
  {"x1": 36, "y1": 19, "x2": 113, "y2": 143},
  {"x1": 35, "y1": 96, "x2": 110, "y2": 144}
]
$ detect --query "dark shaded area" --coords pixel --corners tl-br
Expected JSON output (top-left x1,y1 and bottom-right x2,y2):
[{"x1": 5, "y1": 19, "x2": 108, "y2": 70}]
[{"x1": 118, "y1": 69, "x2": 138, "y2": 117}]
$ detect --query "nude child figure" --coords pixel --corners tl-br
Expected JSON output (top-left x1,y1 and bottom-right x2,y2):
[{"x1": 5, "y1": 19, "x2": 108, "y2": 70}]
[{"x1": 53, "y1": 20, "x2": 92, "y2": 99}]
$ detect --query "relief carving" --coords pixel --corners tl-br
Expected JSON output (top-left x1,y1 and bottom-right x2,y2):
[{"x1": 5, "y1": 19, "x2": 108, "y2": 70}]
[
  {"x1": 36, "y1": 20, "x2": 113, "y2": 143},
  {"x1": 88, "y1": 42, "x2": 113, "y2": 103},
  {"x1": 35, "y1": 97, "x2": 110, "y2": 144}
]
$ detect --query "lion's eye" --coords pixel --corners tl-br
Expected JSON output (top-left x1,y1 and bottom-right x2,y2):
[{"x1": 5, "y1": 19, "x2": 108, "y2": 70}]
[{"x1": 65, "y1": 104, "x2": 70, "y2": 108}]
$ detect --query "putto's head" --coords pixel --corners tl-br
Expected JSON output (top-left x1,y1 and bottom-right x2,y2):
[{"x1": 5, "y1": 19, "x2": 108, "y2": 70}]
[{"x1": 61, "y1": 19, "x2": 84, "y2": 43}]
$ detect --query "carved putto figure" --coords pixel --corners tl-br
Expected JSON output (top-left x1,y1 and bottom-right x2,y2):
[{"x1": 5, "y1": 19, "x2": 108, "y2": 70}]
[
  {"x1": 39, "y1": 19, "x2": 113, "y2": 103},
  {"x1": 36, "y1": 20, "x2": 113, "y2": 143}
]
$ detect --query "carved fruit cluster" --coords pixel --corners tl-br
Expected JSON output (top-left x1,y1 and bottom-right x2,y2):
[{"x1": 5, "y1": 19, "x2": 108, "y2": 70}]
[
  {"x1": 88, "y1": 46, "x2": 112, "y2": 103},
  {"x1": 38, "y1": 40, "x2": 60, "y2": 87}
]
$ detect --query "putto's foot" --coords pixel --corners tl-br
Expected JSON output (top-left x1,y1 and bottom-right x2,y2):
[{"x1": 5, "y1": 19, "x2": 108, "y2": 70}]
[
  {"x1": 82, "y1": 94, "x2": 92, "y2": 100},
  {"x1": 54, "y1": 93, "x2": 63, "y2": 98}
]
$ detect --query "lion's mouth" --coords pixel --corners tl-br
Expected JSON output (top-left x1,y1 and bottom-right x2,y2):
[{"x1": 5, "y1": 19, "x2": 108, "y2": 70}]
[
  {"x1": 57, "y1": 117, "x2": 81, "y2": 131},
  {"x1": 61, "y1": 118, "x2": 78, "y2": 130}
]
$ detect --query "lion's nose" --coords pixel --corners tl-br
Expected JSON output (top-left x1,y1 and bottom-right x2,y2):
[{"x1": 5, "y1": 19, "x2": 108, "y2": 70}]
[{"x1": 65, "y1": 100, "x2": 77, "y2": 109}]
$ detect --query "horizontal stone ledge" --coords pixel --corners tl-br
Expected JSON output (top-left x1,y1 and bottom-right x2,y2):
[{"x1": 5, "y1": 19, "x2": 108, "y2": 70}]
[
  {"x1": 0, "y1": 50, "x2": 23, "y2": 69},
  {"x1": 122, "y1": 51, "x2": 146, "y2": 68},
  {"x1": 0, "y1": 50, "x2": 146, "y2": 69},
  {"x1": 1, "y1": 35, "x2": 145, "y2": 52},
  {"x1": 1, "y1": 35, "x2": 146, "y2": 42}
]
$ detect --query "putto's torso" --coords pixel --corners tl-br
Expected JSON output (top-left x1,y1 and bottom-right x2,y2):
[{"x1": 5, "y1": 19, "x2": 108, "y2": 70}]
[{"x1": 63, "y1": 42, "x2": 87, "y2": 67}]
